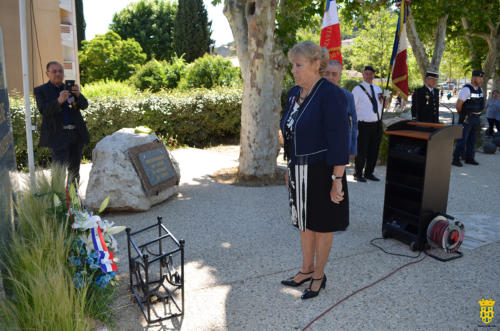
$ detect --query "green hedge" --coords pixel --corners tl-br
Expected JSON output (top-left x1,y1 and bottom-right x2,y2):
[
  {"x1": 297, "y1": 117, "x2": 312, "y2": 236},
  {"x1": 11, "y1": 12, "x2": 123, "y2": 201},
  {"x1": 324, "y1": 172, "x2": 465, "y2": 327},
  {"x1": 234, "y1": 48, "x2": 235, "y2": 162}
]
[
  {"x1": 178, "y1": 54, "x2": 241, "y2": 89},
  {"x1": 10, "y1": 97, "x2": 52, "y2": 169},
  {"x1": 130, "y1": 57, "x2": 187, "y2": 91},
  {"x1": 10, "y1": 87, "x2": 242, "y2": 169},
  {"x1": 81, "y1": 80, "x2": 138, "y2": 98}
]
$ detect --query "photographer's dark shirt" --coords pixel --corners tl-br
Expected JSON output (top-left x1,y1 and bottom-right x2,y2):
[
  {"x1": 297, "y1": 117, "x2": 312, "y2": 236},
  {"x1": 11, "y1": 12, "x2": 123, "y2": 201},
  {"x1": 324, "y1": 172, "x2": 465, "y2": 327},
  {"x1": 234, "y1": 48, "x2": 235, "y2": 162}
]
[{"x1": 48, "y1": 82, "x2": 74, "y2": 125}]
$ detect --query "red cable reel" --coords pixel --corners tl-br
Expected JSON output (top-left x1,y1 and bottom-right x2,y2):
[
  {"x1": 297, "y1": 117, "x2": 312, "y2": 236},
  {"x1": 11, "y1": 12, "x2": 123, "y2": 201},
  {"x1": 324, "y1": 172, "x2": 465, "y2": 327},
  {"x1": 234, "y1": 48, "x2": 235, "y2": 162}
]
[{"x1": 426, "y1": 215, "x2": 465, "y2": 254}]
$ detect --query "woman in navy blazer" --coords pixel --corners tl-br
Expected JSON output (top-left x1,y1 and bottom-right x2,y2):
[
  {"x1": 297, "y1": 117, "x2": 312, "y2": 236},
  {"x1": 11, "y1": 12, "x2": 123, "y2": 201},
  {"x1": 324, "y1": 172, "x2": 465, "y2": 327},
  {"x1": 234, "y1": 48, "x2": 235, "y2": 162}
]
[{"x1": 280, "y1": 42, "x2": 349, "y2": 299}]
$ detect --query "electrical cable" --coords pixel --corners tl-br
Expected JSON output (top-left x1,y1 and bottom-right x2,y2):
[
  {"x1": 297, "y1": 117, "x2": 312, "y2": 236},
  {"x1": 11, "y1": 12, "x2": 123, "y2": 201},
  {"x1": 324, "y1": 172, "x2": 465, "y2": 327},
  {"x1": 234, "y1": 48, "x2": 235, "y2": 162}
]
[
  {"x1": 370, "y1": 237, "x2": 422, "y2": 258},
  {"x1": 30, "y1": 1, "x2": 34, "y2": 90},
  {"x1": 29, "y1": 0, "x2": 44, "y2": 128},
  {"x1": 303, "y1": 216, "x2": 464, "y2": 329},
  {"x1": 302, "y1": 251, "x2": 429, "y2": 330},
  {"x1": 30, "y1": 0, "x2": 44, "y2": 84}
]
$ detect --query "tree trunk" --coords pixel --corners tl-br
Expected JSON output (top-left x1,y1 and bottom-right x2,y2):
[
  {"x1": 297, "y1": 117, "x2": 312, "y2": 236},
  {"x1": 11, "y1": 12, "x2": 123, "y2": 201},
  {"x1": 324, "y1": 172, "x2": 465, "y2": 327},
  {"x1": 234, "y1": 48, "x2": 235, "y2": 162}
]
[
  {"x1": 461, "y1": 17, "x2": 478, "y2": 64},
  {"x1": 224, "y1": 0, "x2": 285, "y2": 178},
  {"x1": 462, "y1": 17, "x2": 500, "y2": 93},
  {"x1": 494, "y1": 42, "x2": 500, "y2": 91},
  {"x1": 430, "y1": 15, "x2": 448, "y2": 73},
  {"x1": 407, "y1": 10, "x2": 448, "y2": 80}
]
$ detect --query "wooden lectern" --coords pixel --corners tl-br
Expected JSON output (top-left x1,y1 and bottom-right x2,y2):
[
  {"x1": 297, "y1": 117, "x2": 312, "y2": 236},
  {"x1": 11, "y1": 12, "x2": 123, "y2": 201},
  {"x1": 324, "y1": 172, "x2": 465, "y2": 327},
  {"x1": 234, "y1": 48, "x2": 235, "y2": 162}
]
[{"x1": 381, "y1": 121, "x2": 462, "y2": 250}]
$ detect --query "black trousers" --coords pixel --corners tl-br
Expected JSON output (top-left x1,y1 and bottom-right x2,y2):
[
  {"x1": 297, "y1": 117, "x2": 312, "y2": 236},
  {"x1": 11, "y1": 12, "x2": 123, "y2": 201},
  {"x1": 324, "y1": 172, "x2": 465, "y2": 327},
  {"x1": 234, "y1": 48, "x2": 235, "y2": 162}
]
[
  {"x1": 50, "y1": 129, "x2": 84, "y2": 182},
  {"x1": 355, "y1": 121, "x2": 382, "y2": 177}
]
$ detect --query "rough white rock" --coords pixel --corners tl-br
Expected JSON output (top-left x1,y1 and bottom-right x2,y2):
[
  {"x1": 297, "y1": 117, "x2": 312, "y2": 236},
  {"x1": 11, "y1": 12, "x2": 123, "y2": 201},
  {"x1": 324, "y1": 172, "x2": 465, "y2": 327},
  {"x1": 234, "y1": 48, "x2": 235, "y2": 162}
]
[{"x1": 85, "y1": 128, "x2": 180, "y2": 211}]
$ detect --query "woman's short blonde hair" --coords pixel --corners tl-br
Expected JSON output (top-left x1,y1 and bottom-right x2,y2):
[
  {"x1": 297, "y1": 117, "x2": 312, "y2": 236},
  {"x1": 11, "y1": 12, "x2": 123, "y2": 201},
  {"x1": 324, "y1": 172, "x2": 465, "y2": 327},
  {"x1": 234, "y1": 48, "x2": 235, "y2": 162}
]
[{"x1": 288, "y1": 41, "x2": 329, "y2": 76}]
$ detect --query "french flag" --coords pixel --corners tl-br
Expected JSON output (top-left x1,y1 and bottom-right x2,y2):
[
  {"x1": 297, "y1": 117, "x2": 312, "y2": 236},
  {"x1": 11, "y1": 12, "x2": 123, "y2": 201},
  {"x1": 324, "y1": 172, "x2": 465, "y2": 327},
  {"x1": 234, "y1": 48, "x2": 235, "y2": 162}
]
[
  {"x1": 91, "y1": 225, "x2": 118, "y2": 273},
  {"x1": 320, "y1": 0, "x2": 342, "y2": 63},
  {"x1": 390, "y1": 0, "x2": 410, "y2": 99}
]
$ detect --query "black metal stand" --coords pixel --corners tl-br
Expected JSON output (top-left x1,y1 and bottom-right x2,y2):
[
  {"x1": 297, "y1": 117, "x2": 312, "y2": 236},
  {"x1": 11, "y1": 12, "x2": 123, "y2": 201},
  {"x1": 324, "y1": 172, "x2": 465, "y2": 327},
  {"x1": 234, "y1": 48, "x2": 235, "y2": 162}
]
[
  {"x1": 425, "y1": 248, "x2": 463, "y2": 262},
  {"x1": 126, "y1": 216, "x2": 184, "y2": 324}
]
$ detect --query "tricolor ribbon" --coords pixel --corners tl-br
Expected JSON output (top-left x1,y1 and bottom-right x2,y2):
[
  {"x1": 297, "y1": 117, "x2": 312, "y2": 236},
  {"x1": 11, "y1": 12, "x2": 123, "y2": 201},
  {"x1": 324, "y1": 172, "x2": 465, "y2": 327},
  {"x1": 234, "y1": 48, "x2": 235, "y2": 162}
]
[{"x1": 91, "y1": 225, "x2": 118, "y2": 273}]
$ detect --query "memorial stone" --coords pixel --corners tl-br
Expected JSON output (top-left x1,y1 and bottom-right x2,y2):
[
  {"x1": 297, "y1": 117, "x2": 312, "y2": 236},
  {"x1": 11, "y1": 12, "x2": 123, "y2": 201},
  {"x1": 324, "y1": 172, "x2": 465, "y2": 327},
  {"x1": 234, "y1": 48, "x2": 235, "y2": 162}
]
[{"x1": 85, "y1": 128, "x2": 180, "y2": 211}]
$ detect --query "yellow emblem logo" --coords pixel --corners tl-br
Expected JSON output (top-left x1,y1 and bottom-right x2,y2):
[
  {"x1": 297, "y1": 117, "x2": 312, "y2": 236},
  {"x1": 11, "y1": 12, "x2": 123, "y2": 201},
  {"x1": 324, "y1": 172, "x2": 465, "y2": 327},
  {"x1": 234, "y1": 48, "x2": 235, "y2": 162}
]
[{"x1": 478, "y1": 299, "x2": 495, "y2": 324}]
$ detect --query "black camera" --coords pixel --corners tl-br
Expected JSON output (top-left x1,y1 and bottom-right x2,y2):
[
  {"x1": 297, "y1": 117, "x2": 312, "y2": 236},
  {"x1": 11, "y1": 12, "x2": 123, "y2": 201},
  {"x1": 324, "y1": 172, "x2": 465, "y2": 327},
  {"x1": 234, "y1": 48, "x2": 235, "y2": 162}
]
[{"x1": 65, "y1": 80, "x2": 75, "y2": 95}]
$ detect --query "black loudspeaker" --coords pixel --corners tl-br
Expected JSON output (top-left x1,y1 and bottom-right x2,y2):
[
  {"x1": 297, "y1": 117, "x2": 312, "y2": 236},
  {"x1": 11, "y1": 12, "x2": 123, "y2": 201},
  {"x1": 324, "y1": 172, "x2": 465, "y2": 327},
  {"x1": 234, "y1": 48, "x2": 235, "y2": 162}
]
[{"x1": 381, "y1": 121, "x2": 462, "y2": 251}]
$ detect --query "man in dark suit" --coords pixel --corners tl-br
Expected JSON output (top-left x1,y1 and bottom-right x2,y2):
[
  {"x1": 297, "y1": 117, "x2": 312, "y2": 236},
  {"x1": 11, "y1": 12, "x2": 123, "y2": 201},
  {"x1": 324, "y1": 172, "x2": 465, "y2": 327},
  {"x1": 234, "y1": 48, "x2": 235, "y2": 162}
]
[
  {"x1": 411, "y1": 71, "x2": 440, "y2": 123},
  {"x1": 34, "y1": 61, "x2": 89, "y2": 183}
]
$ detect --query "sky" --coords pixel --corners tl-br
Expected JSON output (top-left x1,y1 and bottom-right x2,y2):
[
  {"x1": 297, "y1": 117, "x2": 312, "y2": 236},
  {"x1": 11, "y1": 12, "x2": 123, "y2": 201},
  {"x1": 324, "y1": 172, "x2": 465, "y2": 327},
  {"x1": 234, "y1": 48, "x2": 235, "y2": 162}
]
[{"x1": 83, "y1": 0, "x2": 233, "y2": 47}]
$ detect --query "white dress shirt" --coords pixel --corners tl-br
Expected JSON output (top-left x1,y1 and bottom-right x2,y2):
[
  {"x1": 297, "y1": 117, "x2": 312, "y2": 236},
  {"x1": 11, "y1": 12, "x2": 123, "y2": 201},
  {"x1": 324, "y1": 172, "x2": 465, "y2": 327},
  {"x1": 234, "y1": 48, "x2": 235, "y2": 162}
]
[
  {"x1": 352, "y1": 81, "x2": 382, "y2": 122},
  {"x1": 458, "y1": 85, "x2": 471, "y2": 101}
]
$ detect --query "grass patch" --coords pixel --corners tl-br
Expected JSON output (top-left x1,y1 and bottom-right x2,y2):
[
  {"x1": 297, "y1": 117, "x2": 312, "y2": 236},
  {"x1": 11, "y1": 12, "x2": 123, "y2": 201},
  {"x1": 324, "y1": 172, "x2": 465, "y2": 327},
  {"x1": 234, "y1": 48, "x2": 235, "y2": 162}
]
[
  {"x1": 0, "y1": 217, "x2": 90, "y2": 331},
  {"x1": 0, "y1": 165, "x2": 116, "y2": 329}
]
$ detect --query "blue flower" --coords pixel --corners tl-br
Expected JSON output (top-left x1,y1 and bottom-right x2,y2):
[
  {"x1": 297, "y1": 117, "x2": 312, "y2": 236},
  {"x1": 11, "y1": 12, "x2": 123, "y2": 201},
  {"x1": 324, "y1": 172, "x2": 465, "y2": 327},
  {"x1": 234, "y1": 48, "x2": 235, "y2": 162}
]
[
  {"x1": 95, "y1": 272, "x2": 115, "y2": 289},
  {"x1": 73, "y1": 275, "x2": 83, "y2": 289},
  {"x1": 86, "y1": 255, "x2": 95, "y2": 265},
  {"x1": 89, "y1": 263, "x2": 100, "y2": 271},
  {"x1": 95, "y1": 275, "x2": 106, "y2": 288},
  {"x1": 73, "y1": 271, "x2": 85, "y2": 289},
  {"x1": 69, "y1": 256, "x2": 82, "y2": 267}
]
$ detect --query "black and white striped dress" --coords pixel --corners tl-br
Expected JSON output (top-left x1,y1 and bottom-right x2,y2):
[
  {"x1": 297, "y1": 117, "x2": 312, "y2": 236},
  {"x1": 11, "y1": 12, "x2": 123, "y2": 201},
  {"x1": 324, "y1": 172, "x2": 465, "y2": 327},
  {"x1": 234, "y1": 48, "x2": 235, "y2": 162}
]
[{"x1": 284, "y1": 103, "x2": 349, "y2": 233}]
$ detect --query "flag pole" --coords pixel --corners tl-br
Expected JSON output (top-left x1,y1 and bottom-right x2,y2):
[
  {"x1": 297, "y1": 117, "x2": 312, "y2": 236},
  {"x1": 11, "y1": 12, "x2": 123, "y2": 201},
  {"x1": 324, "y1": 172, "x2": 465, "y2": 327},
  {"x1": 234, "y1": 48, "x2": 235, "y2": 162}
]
[
  {"x1": 382, "y1": 0, "x2": 408, "y2": 120},
  {"x1": 381, "y1": 66, "x2": 393, "y2": 120},
  {"x1": 19, "y1": 0, "x2": 36, "y2": 188}
]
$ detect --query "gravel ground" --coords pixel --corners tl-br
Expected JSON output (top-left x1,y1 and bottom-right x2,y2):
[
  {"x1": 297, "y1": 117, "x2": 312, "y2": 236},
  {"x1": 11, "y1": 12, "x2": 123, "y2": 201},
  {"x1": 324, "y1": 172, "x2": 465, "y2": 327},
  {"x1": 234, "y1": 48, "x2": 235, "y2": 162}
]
[{"x1": 74, "y1": 142, "x2": 500, "y2": 331}]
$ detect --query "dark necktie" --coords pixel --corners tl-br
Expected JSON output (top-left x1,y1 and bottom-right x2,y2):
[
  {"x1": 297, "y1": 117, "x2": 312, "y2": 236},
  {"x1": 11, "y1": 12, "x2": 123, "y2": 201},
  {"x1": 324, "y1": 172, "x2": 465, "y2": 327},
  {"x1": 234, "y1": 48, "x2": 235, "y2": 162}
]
[{"x1": 370, "y1": 84, "x2": 378, "y2": 114}]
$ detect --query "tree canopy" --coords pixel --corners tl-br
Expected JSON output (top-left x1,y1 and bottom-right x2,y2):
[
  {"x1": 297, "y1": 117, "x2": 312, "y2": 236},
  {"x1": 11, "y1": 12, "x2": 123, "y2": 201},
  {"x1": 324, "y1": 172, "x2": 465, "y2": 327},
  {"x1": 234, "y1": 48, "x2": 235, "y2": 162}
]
[
  {"x1": 174, "y1": 0, "x2": 213, "y2": 62},
  {"x1": 78, "y1": 31, "x2": 147, "y2": 84},
  {"x1": 110, "y1": 0, "x2": 177, "y2": 60},
  {"x1": 347, "y1": 8, "x2": 396, "y2": 81},
  {"x1": 75, "y1": 0, "x2": 85, "y2": 50}
]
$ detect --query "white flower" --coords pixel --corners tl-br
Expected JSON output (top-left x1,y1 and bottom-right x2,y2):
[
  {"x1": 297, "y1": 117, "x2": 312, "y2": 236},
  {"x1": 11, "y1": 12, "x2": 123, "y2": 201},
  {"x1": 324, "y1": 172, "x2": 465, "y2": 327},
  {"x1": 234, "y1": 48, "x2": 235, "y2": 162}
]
[
  {"x1": 79, "y1": 233, "x2": 94, "y2": 254},
  {"x1": 104, "y1": 226, "x2": 126, "y2": 235},
  {"x1": 104, "y1": 232, "x2": 118, "y2": 251},
  {"x1": 72, "y1": 213, "x2": 101, "y2": 230}
]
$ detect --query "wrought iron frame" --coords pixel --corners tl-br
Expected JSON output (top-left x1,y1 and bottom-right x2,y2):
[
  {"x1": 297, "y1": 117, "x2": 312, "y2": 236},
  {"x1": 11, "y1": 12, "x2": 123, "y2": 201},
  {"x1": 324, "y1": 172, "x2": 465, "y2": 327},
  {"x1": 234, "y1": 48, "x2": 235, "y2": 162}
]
[{"x1": 126, "y1": 216, "x2": 184, "y2": 323}]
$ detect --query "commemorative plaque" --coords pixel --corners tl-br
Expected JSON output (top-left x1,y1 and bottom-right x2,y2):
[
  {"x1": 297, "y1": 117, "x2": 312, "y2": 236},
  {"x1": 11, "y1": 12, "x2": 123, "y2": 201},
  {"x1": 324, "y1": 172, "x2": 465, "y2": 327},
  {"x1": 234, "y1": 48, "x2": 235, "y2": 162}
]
[
  {"x1": 128, "y1": 140, "x2": 179, "y2": 197},
  {"x1": 0, "y1": 28, "x2": 16, "y2": 242}
]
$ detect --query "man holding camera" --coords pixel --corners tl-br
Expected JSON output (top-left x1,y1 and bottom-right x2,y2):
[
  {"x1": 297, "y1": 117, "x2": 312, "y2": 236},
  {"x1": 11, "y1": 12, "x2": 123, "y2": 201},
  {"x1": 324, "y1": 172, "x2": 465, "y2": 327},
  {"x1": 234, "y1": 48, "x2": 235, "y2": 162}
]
[{"x1": 34, "y1": 61, "x2": 89, "y2": 183}]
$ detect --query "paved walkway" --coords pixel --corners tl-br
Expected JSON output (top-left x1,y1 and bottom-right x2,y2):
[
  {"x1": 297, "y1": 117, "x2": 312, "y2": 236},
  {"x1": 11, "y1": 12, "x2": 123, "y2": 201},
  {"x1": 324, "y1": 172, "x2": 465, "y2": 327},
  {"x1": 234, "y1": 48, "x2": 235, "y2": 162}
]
[{"x1": 77, "y1": 144, "x2": 500, "y2": 331}]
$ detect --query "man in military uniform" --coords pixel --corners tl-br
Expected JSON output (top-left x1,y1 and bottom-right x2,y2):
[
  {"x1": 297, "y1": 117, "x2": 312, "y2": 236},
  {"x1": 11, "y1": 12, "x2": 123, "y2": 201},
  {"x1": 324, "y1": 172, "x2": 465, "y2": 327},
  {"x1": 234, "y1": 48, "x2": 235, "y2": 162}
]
[
  {"x1": 411, "y1": 71, "x2": 440, "y2": 123},
  {"x1": 452, "y1": 70, "x2": 485, "y2": 167}
]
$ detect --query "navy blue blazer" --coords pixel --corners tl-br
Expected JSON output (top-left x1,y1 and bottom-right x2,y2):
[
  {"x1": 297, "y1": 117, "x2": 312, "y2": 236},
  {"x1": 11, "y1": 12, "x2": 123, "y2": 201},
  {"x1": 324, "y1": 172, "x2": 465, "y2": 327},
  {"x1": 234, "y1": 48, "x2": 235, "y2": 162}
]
[
  {"x1": 34, "y1": 82, "x2": 90, "y2": 148},
  {"x1": 280, "y1": 78, "x2": 349, "y2": 166}
]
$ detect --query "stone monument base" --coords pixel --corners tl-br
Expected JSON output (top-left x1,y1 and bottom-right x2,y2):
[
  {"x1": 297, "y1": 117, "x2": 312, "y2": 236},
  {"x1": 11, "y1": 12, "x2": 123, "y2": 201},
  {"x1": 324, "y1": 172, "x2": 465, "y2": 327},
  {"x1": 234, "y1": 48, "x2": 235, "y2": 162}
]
[{"x1": 85, "y1": 128, "x2": 180, "y2": 212}]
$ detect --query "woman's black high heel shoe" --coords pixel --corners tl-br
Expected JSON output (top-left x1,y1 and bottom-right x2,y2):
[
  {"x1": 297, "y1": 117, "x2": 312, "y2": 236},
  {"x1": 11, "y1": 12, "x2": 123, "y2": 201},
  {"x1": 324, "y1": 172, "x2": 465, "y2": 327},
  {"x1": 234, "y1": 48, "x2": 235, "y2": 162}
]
[
  {"x1": 281, "y1": 271, "x2": 313, "y2": 287},
  {"x1": 301, "y1": 275, "x2": 326, "y2": 299}
]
